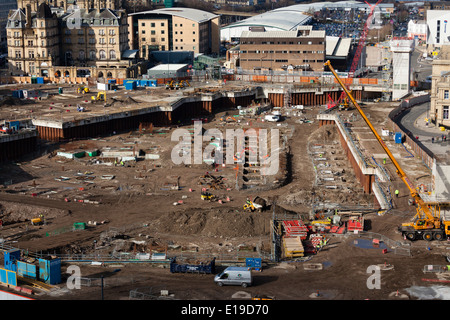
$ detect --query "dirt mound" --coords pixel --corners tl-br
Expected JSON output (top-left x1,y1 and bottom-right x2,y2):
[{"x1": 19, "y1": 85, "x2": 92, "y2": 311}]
[
  {"x1": 153, "y1": 208, "x2": 271, "y2": 238},
  {"x1": 0, "y1": 96, "x2": 25, "y2": 107},
  {"x1": 308, "y1": 124, "x2": 338, "y2": 143},
  {"x1": 0, "y1": 201, "x2": 68, "y2": 224}
]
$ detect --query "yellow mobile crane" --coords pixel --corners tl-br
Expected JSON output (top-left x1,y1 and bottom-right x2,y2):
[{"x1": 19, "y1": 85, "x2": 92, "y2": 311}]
[{"x1": 324, "y1": 60, "x2": 446, "y2": 241}]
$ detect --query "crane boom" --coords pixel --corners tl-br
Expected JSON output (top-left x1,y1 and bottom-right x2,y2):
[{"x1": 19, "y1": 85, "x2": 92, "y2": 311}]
[{"x1": 323, "y1": 60, "x2": 434, "y2": 223}]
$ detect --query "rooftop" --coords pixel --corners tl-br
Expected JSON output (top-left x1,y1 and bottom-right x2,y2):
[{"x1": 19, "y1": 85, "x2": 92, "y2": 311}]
[{"x1": 129, "y1": 7, "x2": 218, "y2": 23}]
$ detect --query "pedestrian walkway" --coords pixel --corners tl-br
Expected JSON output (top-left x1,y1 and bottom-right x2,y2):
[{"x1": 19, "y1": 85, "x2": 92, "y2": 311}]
[{"x1": 413, "y1": 111, "x2": 449, "y2": 157}]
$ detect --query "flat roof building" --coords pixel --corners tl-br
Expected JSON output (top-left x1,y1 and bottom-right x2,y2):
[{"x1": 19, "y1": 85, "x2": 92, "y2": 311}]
[
  {"x1": 239, "y1": 26, "x2": 326, "y2": 72},
  {"x1": 129, "y1": 8, "x2": 220, "y2": 58}
]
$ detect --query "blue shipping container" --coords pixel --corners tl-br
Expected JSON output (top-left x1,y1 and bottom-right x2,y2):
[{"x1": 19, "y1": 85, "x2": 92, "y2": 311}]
[
  {"x1": 4, "y1": 249, "x2": 21, "y2": 272},
  {"x1": 37, "y1": 77, "x2": 44, "y2": 84},
  {"x1": 394, "y1": 132, "x2": 402, "y2": 144},
  {"x1": 124, "y1": 80, "x2": 137, "y2": 90},
  {"x1": 38, "y1": 258, "x2": 61, "y2": 285},
  {"x1": 17, "y1": 261, "x2": 37, "y2": 279},
  {"x1": 12, "y1": 90, "x2": 24, "y2": 98},
  {"x1": 0, "y1": 268, "x2": 17, "y2": 287}
]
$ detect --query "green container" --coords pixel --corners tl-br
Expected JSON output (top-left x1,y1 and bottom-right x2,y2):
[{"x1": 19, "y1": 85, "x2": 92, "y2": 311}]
[
  {"x1": 73, "y1": 151, "x2": 86, "y2": 158},
  {"x1": 73, "y1": 222, "x2": 86, "y2": 230},
  {"x1": 87, "y1": 150, "x2": 98, "y2": 157}
]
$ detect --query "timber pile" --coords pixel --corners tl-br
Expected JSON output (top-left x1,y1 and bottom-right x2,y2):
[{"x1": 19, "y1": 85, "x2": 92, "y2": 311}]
[
  {"x1": 283, "y1": 236, "x2": 304, "y2": 258},
  {"x1": 198, "y1": 174, "x2": 227, "y2": 190}
]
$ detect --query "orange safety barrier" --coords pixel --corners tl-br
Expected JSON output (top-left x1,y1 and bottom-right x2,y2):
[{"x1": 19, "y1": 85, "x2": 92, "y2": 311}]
[{"x1": 252, "y1": 75, "x2": 267, "y2": 82}]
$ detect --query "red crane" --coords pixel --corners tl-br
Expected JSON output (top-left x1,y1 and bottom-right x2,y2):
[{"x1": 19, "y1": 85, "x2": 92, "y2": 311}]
[{"x1": 327, "y1": 0, "x2": 383, "y2": 109}]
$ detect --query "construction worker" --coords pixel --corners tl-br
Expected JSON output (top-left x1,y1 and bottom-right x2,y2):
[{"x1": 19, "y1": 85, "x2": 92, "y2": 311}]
[
  {"x1": 383, "y1": 158, "x2": 386, "y2": 165},
  {"x1": 395, "y1": 189, "x2": 399, "y2": 198}
]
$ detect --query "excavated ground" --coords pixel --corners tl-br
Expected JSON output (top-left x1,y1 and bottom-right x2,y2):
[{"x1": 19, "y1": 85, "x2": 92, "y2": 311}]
[{"x1": 0, "y1": 89, "x2": 445, "y2": 301}]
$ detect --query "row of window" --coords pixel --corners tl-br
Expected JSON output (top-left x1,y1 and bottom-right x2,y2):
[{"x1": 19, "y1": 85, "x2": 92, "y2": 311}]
[
  {"x1": 12, "y1": 49, "x2": 117, "y2": 60},
  {"x1": 242, "y1": 41, "x2": 324, "y2": 45},
  {"x1": 241, "y1": 59, "x2": 324, "y2": 63},
  {"x1": 241, "y1": 50, "x2": 324, "y2": 54},
  {"x1": 65, "y1": 37, "x2": 117, "y2": 44},
  {"x1": 65, "y1": 29, "x2": 117, "y2": 35},
  {"x1": 141, "y1": 22, "x2": 196, "y2": 28}
]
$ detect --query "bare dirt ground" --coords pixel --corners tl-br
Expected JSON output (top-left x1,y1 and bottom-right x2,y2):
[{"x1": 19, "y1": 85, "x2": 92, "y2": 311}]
[{"x1": 0, "y1": 90, "x2": 447, "y2": 301}]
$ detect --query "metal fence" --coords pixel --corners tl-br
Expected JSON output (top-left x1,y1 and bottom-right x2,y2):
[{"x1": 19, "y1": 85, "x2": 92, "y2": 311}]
[{"x1": 129, "y1": 287, "x2": 177, "y2": 300}]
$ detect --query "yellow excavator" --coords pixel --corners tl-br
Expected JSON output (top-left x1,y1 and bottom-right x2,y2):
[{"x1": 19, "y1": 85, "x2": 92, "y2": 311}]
[
  {"x1": 91, "y1": 91, "x2": 106, "y2": 102},
  {"x1": 325, "y1": 60, "x2": 446, "y2": 242},
  {"x1": 77, "y1": 86, "x2": 89, "y2": 94}
]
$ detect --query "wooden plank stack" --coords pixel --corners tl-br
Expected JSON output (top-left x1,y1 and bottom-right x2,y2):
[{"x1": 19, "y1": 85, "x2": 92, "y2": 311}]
[{"x1": 283, "y1": 236, "x2": 304, "y2": 258}]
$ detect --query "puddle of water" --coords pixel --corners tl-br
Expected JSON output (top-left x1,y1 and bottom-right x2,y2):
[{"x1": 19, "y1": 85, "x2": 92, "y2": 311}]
[{"x1": 352, "y1": 239, "x2": 388, "y2": 250}]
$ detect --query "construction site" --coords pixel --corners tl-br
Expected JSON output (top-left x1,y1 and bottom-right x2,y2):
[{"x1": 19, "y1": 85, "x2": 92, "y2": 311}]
[{"x1": 0, "y1": 66, "x2": 448, "y2": 301}]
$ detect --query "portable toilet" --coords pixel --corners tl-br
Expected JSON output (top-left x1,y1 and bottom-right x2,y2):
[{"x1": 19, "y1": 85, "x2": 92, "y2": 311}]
[
  {"x1": 394, "y1": 132, "x2": 402, "y2": 144},
  {"x1": 38, "y1": 257, "x2": 61, "y2": 285}
]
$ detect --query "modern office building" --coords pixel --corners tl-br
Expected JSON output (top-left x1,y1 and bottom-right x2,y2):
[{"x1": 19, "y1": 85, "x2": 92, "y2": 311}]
[
  {"x1": 426, "y1": 10, "x2": 450, "y2": 47},
  {"x1": 128, "y1": 7, "x2": 220, "y2": 58},
  {"x1": 238, "y1": 26, "x2": 326, "y2": 72}
]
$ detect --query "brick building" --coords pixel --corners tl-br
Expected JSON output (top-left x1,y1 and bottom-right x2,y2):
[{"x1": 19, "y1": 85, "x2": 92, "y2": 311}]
[{"x1": 238, "y1": 26, "x2": 326, "y2": 72}]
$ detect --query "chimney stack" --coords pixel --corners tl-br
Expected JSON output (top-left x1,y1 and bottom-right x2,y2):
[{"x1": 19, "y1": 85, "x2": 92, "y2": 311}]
[{"x1": 26, "y1": 4, "x2": 32, "y2": 28}]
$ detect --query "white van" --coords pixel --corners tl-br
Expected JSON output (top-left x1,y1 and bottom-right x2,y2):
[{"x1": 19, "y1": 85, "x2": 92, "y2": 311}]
[{"x1": 214, "y1": 267, "x2": 252, "y2": 287}]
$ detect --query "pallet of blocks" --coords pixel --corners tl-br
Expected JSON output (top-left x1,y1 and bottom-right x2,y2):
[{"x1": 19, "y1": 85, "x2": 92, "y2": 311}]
[{"x1": 282, "y1": 236, "x2": 304, "y2": 258}]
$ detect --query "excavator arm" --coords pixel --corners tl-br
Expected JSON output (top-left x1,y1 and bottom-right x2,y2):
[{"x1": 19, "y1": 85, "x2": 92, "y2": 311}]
[{"x1": 323, "y1": 60, "x2": 436, "y2": 224}]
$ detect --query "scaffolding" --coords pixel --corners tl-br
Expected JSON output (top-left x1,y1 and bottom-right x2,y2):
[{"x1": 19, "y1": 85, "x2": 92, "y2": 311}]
[{"x1": 381, "y1": 43, "x2": 392, "y2": 101}]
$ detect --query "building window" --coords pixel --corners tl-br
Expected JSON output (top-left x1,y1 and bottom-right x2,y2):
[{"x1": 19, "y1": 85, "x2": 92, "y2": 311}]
[
  {"x1": 109, "y1": 50, "x2": 116, "y2": 59},
  {"x1": 151, "y1": 23, "x2": 155, "y2": 27},
  {"x1": 90, "y1": 50, "x2": 96, "y2": 60},
  {"x1": 445, "y1": 90, "x2": 449, "y2": 99},
  {"x1": 99, "y1": 50, "x2": 106, "y2": 60},
  {"x1": 79, "y1": 50, "x2": 85, "y2": 60},
  {"x1": 444, "y1": 106, "x2": 449, "y2": 119},
  {"x1": 29, "y1": 51, "x2": 34, "y2": 58}
]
